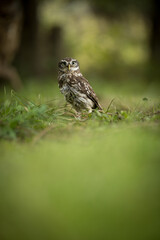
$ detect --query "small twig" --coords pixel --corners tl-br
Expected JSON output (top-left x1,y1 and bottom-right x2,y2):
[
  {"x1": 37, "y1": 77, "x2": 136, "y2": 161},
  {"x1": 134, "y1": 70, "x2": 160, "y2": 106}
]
[
  {"x1": 146, "y1": 111, "x2": 160, "y2": 117},
  {"x1": 106, "y1": 98, "x2": 115, "y2": 113}
]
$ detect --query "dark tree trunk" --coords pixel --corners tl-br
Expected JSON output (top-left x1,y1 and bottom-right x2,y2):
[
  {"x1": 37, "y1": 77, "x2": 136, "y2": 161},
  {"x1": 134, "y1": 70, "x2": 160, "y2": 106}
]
[
  {"x1": 15, "y1": 0, "x2": 38, "y2": 76},
  {"x1": 146, "y1": 0, "x2": 160, "y2": 82},
  {"x1": 0, "y1": 0, "x2": 23, "y2": 89},
  {"x1": 149, "y1": 0, "x2": 160, "y2": 64}
]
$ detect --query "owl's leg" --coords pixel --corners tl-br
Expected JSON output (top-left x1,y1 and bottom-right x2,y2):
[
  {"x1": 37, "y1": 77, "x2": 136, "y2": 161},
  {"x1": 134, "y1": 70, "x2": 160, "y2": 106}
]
[
  {"x1": 75, "y1": 111, "x2": 82, "y2": 120},
  {"x1": 75, "y1": 108, "x2": 92, "y2": 120},
  {"x1": 87, "y1": 108, "x2": 93, "y2": 114}
]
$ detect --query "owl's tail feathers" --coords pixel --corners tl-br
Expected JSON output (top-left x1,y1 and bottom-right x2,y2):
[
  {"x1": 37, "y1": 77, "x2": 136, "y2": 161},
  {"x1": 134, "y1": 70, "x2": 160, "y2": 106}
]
[
  {"x1": 98, "y1": 102, "x2": 103, "y2": 110},
  {"x1": 98, "y1": 104, "x2": 104, "y2": 113},
  {"x1": 93, "y1": 102, "x2": 104, "y2": 112}
]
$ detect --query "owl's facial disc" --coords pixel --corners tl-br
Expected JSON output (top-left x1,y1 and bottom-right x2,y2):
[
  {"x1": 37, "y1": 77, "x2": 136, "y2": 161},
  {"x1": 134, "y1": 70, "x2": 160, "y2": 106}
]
[{"x1": 58, "y1": 58, "x2": 79, "y2": 72}]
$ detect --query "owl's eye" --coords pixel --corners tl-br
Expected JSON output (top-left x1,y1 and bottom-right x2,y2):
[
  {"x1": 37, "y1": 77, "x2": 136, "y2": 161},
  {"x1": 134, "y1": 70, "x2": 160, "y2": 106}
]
[
  {"x1": 72, "y1": 61, "x2": 77, "y2": 65},
  {"x1": 61, "y1": 62, "x2": 66, "y2": 67}
]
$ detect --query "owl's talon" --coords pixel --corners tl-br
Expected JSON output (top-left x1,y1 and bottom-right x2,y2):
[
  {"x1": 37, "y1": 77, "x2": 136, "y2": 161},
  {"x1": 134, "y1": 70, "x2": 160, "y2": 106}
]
[{"x1": 75, "y1": 114, "x2": 81, "y2": 120}]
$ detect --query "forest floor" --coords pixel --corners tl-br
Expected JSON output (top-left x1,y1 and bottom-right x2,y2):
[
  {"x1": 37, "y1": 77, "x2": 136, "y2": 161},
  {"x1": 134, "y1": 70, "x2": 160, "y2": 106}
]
[{"x1": 0, "y1": 79, "x2": 160, "y2": 240}]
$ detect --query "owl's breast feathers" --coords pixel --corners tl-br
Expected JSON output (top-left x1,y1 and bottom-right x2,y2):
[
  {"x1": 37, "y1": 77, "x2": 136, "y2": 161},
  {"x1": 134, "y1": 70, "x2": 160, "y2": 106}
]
[{"x1": 58, "y1": 71, "x2": 102, "y2": 111}]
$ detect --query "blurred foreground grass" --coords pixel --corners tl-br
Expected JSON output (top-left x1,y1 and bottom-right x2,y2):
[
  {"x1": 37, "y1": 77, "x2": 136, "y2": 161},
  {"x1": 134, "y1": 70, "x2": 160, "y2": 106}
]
[{"x1": 0, "y1": 80, "x2": 160, "y2": 240}]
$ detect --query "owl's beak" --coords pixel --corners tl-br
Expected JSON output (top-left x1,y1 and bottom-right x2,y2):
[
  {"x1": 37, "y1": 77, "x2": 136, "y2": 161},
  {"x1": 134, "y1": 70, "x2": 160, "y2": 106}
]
[{"x1": 68, "y1": 64, "x2": 70, "y2": 70}]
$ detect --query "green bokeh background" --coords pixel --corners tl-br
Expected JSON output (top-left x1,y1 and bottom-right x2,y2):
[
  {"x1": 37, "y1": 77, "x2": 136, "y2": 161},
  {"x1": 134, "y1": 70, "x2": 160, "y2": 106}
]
[
  {"x1": 1, "y1": 127, "x2": 160, "y2": 240},
  {"x1": 0, "y1": 0, "x2": 160, "y2": 239}
]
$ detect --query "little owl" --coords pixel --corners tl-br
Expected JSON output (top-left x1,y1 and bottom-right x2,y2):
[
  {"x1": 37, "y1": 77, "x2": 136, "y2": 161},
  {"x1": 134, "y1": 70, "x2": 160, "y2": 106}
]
[{"x1": 58, "y1": 57, "x2": 102, "y2": 114}]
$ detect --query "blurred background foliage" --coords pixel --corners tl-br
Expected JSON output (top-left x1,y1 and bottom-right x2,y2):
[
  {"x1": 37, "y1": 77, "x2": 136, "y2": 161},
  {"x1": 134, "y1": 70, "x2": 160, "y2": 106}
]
[
  {"x1": 0, "y1": 2, "x2": 160, "y2": 240},
  {"x1": 0, "y1": 0, "x2": 160, "y2": 88}
]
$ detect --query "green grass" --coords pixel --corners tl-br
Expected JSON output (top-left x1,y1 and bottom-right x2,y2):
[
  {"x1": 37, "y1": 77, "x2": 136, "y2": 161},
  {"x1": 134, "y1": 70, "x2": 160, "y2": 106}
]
[
  {"x1": 0, "y1": 81, "x2": 160, "y2": 240},
  {"x1": 0, "y1": 82, "x2": 160, "y2": 141}
]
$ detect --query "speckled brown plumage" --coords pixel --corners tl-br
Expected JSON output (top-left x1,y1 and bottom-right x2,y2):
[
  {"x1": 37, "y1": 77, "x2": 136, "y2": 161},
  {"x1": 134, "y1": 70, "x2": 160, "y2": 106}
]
[{"x1": 58, "y1": 57, "x2": 102, "y2": 113}]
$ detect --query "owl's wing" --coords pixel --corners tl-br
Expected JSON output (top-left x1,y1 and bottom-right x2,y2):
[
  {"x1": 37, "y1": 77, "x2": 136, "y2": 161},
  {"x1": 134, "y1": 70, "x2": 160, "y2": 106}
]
[{"x1": 70, "y1": 75, "x2": 102, "y2": 110}]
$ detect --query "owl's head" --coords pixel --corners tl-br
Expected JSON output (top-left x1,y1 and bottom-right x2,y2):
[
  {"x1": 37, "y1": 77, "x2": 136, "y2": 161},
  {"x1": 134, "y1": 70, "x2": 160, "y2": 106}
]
[{"x1": 58, "y1": 57, "x2": 80, "y2": 73}]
